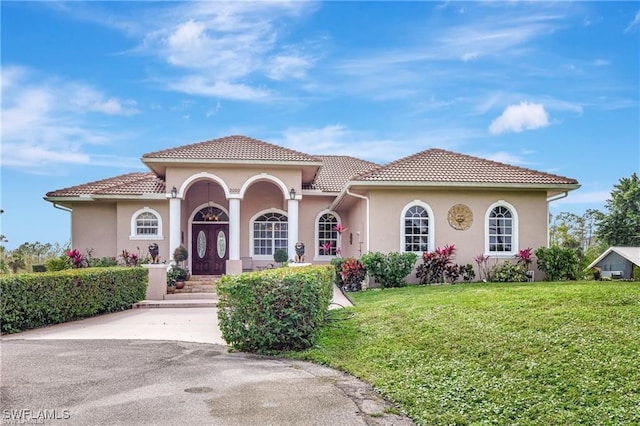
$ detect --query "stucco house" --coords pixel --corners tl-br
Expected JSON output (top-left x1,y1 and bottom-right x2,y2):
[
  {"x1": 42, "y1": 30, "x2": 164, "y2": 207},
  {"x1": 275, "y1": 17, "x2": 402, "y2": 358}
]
[{"x1": 45, "y1": 135, "x2": 580, "y2": 280}]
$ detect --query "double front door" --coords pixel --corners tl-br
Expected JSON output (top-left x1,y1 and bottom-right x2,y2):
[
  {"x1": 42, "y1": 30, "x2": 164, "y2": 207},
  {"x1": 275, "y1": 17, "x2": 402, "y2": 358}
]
[{"x1": 192, "y1": 224, "x2": 228, "y2": 275}]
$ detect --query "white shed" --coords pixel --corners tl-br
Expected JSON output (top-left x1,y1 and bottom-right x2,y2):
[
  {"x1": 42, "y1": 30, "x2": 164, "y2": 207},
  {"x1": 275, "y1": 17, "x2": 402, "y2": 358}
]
[{"x1": 587, "y1": 247, "x2": 640, "y2": 280}]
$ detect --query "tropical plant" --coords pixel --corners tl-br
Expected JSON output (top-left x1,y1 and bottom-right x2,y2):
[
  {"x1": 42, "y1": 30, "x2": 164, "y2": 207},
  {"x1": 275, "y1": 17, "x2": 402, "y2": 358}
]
[
  {"x1": 416, "y1": 244, "x2": 456, "y2": 284},
  {"x1": 459, "y1": 264, "x2": 476, "y2": 281},
  {"x1": 340, "y1": 258, "x2": 366, "y2": 292},
  {"x1": 167, "y1": 265, "x2": 188, "y2": 286},
  {"x1": 474, "y1": 254, "x2": 492, "y2": 282},
  {"x1": 515, "y1": 247, "x2": 534, "y2": 270}
]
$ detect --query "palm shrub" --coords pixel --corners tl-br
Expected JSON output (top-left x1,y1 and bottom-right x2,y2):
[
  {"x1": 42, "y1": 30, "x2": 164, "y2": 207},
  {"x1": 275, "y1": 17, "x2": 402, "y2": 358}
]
[{"x1": 361, "y1": 251, "x2": 418, "y2": 288}]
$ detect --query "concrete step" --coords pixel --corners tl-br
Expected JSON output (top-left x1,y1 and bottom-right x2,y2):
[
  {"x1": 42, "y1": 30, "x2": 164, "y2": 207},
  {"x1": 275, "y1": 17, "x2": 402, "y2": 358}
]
[
  {"x1": 174, "y1": 284, "x2": 216, "y2": 293},
  {"x1": 133, "y1": 299, "x2": 217, "y2": 309},
  {"x1": 164, "y1": 292, "x2": 218, "y2": 300}
]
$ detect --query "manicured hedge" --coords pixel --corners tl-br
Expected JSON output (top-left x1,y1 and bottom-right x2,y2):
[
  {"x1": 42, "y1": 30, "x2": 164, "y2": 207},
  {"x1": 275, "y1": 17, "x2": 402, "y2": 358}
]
[
  {"x1": 217, "y1": 265, "x2": 334, "y2": 353},
  {"x1": 0, "y1": 267, "x2": 148, "y2": 334}
]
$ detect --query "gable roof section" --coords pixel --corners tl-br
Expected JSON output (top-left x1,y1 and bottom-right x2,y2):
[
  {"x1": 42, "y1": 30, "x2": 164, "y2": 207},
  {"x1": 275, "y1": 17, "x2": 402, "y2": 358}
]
[
  {"x1": 352, "y1": 148, "x2": 579, "y2": 188},
  {"x1": 587, "y1": 247, "x2": 640, "y2": 269},
  {"x1": 305, "y1": 155, "x2": 380, "y2": 192},
  {"x1": 143, "y1": 135, "x2": 320, "y2": 165},
  {"x1": 45, "y1": 172, "x2": 165, "y2": 199}
]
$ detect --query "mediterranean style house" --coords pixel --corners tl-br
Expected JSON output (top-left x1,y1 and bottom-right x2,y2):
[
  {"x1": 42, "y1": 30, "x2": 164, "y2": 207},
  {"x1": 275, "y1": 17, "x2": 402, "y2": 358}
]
[{"x1": 45, "y1": 135, "x2": 580, "y2": 279}]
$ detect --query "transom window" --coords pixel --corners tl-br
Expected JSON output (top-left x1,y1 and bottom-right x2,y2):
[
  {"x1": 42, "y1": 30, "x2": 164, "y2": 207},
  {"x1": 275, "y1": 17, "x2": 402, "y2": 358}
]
[
  {"x1": 253, "y1": 212, "x2": 288, "y2": 256},
  {"x1": 318, "y1": 213, "x2": 339, "y2": 256},
  {"x1": 488, "y1": 206, "x2": 513, "y2": 253},
  {"x1": 194, "y1": 206, "x2": 229, "y2": 222},
  {"x1": 403, "y1": 205, "x2": 430, "y2": 252},
  {"x1": 136, "y1": 212, "x2": 158, "y2": 236}
]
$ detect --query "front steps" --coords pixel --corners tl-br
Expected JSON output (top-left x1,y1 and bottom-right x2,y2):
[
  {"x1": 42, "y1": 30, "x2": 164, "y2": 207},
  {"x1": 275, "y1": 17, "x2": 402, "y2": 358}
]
[{"x1": 133, "y1": 275, "x2": 220, "y2": 309}]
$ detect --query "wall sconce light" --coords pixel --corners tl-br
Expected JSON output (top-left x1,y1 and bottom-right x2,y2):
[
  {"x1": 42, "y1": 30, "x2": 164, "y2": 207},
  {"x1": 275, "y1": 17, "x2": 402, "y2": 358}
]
[
  {"x1": 171, "y1": 186, "x2": 178, "y2": 198},
  {"x1": 289, "y1": 187, "x2": 296, "y2": 200}
]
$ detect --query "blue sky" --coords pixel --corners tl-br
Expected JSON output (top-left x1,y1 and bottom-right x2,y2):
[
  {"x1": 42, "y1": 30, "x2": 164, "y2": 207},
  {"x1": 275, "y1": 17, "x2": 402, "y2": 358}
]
[{"x1": 1, "y1": 1, "x2": 639, "y2": 250}]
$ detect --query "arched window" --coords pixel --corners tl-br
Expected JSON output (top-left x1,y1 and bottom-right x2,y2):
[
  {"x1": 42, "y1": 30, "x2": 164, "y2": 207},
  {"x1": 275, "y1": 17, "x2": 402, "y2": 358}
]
[
  {"x1": 130, "y1": 208, "x2": 163, "y2": 240},
  {"x1": 252, "y1": 211, "x2": 288, "y2": 257},
  {"x1": 316, "y1": 211, "x2": 340, "y2": 258},
  {"x1": 485, "y1": 201, "x2": 518, "y2": 255},
  {"x1": 401, "y1": 202, "x2": 434, "y2": 253}
]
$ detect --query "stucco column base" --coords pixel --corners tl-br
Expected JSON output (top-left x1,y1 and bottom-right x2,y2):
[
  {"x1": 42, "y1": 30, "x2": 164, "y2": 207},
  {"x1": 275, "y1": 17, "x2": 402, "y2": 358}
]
[
  {"x1": 226, "y1": 259, "x2": 243, "y2": 276},
  {"x1": 143, "y1": 264, "x2": 168, "y2": 300}
]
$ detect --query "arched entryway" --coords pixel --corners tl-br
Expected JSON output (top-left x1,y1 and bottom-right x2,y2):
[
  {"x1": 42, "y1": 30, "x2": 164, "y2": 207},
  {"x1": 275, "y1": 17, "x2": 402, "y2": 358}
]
[{"x1": 185, "y1": 179, "x2": 230, "y2": 276}]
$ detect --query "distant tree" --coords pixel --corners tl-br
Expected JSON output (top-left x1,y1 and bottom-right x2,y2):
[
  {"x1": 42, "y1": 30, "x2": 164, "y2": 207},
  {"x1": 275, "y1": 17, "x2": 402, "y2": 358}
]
[{"x1": 596, "y1": 173, "x2": 640, "y2": 246}]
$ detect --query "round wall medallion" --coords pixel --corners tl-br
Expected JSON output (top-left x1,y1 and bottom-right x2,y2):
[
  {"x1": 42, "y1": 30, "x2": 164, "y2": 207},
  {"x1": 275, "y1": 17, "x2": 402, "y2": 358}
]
[{"x1": 448, "y1": 204, "x2": 473, "y2": 230}]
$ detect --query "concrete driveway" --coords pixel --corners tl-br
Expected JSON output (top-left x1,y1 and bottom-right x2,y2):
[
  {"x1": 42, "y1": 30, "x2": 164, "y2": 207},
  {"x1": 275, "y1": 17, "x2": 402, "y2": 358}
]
[{"x1": 1, "y1": 308, "x2": 415, "y2": 425}]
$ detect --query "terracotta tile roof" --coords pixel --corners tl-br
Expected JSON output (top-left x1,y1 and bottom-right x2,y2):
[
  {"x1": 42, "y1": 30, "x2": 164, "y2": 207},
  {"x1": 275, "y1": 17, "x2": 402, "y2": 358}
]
[
  {"x1": 353, "y1": 148, "x2": 579, "y2": 185},
  {"x1": 305, "y1": 156, "x2": 380, "y2": 191},
  {"x1": 46, "y1": 172, "x2": 165, "y2": 198},
  {"x1": 142, "y1": 135, "x2": 320, "y2": 163}
]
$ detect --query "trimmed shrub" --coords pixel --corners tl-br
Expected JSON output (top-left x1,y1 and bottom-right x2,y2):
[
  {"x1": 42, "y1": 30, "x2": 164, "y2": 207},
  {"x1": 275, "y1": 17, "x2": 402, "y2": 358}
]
[
  {"x1": 217, "y1": 265, "x2": 334, "y2": 353},
  {"x1": 273, "y1": 248, "x2": 288, "y2": 265},
  {"x1": 361, "y1": 251, "x2": 417, "y2": 288},
  {"x1": 0, "y1": 267, "x2": 147, "y2": 334},
  {"x1": 32, "y1": 265, "x2": 46, "y2": 273}
]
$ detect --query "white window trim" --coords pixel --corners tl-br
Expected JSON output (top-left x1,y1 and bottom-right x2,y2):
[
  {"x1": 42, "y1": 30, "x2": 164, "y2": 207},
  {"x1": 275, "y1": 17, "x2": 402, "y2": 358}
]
[
  {"x1": 314, "y1": 210, "x2": 342, "y2": 261},
  {"x1": 400, "y1": 200, "x2": 435, "y2": 254},
  {"x1": 249, "y1": 208, "x2": 289, "y2": 261},
  {"x1": 484, "y1": 200, "x2": 518, "y2": 256},
  {"x1": 130, "y1": 207, "x2": 163, "y2": 240}
]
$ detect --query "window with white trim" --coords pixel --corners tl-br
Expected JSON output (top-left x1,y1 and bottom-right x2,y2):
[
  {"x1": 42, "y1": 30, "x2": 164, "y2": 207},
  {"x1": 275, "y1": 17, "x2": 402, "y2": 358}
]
[
  {"x1": 487, "y1": 204, "x2": 514, "y2": 253},
  {"x1": 136, "y1": 211, "x2": 158, "y2": 235},
  {"x1": 130, "y1": 208, "x2": 163, "y2": 240},
  {"x1": 402, "y1": 203, "x2": 431, "y2": 253},
  {"x1": 317, "y1": 212, "x2": 339, "y2": 257},
  {"x1": 253, "y1": 212, "x2": 288, "y2": 256}
]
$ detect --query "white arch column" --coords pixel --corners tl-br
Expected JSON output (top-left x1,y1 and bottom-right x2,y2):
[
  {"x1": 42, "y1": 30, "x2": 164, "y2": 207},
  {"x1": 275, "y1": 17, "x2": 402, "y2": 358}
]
[
  {"x1": 288, "y1": 198, "x2": 299, "y2": 262},
  {"x1": 226, "y1": 196, "x2": 243, "y2": 275},
  {"x1": 169, "y1": 197, "x2": 181, "y2": 262}
]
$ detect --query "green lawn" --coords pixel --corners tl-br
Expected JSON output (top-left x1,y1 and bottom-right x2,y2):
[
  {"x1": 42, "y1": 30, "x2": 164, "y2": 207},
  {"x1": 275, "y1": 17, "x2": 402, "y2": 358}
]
[{"x1": 290, "y1": 281, "x2": 640, "y2": 425}]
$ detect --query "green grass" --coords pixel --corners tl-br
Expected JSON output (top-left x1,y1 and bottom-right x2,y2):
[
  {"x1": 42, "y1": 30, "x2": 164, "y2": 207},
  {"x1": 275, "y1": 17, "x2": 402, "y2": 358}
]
[{"x1": 290, "y1": 281, "x2": 640, "y2": 425}]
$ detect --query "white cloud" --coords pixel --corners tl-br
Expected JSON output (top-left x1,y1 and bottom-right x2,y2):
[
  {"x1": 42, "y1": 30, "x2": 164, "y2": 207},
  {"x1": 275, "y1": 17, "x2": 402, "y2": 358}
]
[
  {"x1": 1, "y1": 66, "x2": 138, "y2": 171},
  {"x1": 624, "y1": 11, "x2": 640, "y2": 33},
  {"x1": 133, "y1": 2, "x2": 318, "y2": 99},
  {"x1": 488, "y1": 102, "x2": 549, "y2": 134},
  {"x1": 168, "y1": 76, "x2": 271, "y2": 101}
]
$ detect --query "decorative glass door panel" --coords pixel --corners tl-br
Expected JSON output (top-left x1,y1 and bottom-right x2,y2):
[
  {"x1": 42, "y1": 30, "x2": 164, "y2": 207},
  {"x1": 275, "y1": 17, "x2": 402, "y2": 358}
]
[{"x1": 192, "y1": 224, "x2": 229, "y2": 275}]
